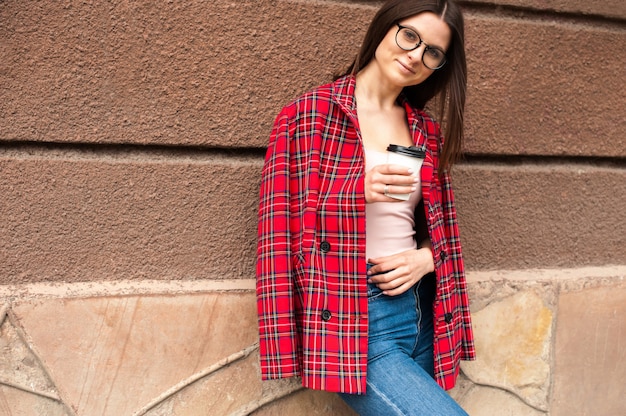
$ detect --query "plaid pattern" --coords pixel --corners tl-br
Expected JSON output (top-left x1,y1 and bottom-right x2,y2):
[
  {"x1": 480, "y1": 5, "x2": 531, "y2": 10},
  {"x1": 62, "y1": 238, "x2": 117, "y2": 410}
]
[{"x1": 256, "y1": 75, "x2": 475, "y2": 394}]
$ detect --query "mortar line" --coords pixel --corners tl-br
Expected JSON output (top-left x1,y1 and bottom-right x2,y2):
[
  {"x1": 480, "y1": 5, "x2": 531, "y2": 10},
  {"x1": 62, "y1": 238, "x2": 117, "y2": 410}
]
[
  {"x1": 0, "y1": 141, "x2": 267, "y2": 163},
  {"x1": 0, "y1": 278, "x2": 256, "y2": 300},
  {"x1": 1, "y1": 265, "x2": 624, "y2": 300},
  {"x1": 460, "y1": 1, "x2": 626, "y2": 29},
  {"x1": 466, "y1": 264, "x2": 626, "y2": 283},
  {"x1": 2, "y1": 140, "x2": 624, "y2": 168}
]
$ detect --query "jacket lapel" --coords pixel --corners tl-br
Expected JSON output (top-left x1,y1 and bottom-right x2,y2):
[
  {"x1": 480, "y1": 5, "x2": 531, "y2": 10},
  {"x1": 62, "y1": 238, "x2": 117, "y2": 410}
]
[{"x1": 331, "y1": 76, "x2": 360, "y2": 132}]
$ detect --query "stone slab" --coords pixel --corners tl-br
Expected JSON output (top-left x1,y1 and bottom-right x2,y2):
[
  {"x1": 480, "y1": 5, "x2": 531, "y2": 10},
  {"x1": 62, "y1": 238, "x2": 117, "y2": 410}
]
[
  {"x1": 143, "y1": 348, "x2": 355, "y2": 416},
  {"x1": 252, "y1": 388, "x2": 357, "y2": 416},
  {"x1": 0, "y1": 317, "x2": 59, "y2": 399},
  {"x1": 458, "y1": 384, "x2": 546, "y2": 416},
  {"x1": 551, "y1": 282, "x2": 626, "y2": 416},
  {"x1": 11, "y1": 292, "x2": 258, "y2": 415},
  {"x1": 0, "y1": 385, "x2": 70, "y2": 416},
  {"x1": 146, "y1": 351, "x2": 265, "y2": 415},
  {"x1": 461, "y1": 291, "x2": 552, "y2": 410},
  {"x1": 0, "y1": 156, "x2": 261, "y2": 284}
]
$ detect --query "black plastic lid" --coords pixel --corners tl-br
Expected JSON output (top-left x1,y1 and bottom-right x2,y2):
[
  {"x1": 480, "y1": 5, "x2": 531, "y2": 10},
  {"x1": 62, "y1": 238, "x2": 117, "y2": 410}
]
[{"x1": 386, "y1": 144, "x2": 425, "y2": 159}]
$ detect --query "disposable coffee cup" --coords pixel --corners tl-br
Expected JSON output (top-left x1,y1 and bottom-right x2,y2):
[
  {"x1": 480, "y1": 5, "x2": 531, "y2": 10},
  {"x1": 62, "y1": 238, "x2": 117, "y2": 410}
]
[{"x1": 386, "y1": 144, "x2": 425, "y2": 200}]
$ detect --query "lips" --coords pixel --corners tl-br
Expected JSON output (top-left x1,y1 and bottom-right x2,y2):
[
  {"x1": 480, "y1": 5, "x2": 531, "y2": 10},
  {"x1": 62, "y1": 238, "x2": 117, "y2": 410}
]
[{"x1": 396, "y1": 60, "x2": 416, "y2": 74}]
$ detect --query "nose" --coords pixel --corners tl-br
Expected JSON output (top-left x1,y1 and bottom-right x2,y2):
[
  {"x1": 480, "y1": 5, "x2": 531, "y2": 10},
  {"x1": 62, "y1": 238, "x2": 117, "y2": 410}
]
[{"x1": 406, "y1": 43, "x2": 426, "y2": 63}]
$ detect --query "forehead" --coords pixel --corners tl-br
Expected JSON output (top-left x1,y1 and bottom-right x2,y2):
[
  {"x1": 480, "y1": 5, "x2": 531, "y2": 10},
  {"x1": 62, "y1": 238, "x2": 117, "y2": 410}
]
[{"x1": 397, "y1": 12, "x2": 451, "y2": 50}]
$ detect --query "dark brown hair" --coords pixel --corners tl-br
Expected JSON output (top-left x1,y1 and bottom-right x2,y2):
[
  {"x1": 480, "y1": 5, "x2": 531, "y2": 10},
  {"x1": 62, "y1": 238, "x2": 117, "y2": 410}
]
[{"x1": 339, "y1": 0, "x2": 466, "y2": 171}]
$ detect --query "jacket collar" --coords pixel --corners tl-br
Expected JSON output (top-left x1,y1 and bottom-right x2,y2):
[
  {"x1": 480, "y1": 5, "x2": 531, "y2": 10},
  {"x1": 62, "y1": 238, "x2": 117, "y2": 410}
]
[
  {"x1": 331, "y1": 75, "x2": 358, "y2": 122},
  {"x1": 330, "y1": 74, "x2": 430, "y2": 151}
]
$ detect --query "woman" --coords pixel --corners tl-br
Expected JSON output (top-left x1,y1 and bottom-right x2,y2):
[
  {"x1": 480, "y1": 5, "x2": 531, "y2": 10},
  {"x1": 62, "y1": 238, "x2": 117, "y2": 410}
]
[{"x1": 256, "y1": 0, "x2": 475, "y2": 414}]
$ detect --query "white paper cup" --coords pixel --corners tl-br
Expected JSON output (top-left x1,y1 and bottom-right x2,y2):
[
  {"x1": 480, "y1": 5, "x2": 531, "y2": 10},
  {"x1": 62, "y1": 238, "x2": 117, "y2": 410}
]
[{"x1": 386, "y1": 144, "x2": 425, "y2": 200}]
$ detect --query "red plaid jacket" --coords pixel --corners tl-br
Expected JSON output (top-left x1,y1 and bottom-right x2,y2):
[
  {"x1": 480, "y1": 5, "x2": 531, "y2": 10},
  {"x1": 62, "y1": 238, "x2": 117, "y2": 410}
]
[{"x1": 256, "y1": 75, "x2": 475, "y2": 394}]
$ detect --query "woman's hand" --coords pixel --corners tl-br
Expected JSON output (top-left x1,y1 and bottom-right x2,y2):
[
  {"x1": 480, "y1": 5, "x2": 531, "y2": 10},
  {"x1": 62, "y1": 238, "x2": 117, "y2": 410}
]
[
  {"x1": 364, "y1": 164, "x2": 419, "y2": 203},
  {"x1": 367, "y1": 246, "x2": 435, "y2": 296}
]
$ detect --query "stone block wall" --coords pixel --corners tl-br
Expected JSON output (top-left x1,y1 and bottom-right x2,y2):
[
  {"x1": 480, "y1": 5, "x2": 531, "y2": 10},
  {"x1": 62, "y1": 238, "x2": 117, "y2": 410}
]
[{"x1": 1, "y1": 0, "x2": 624, "y2": 415}]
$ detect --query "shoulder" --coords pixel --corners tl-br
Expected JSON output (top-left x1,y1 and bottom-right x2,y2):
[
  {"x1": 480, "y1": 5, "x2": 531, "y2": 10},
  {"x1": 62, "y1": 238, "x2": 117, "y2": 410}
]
[
  {"x1": 278, "y1": 75, "x2": 356, "y2": 120},
  {"x1": 278, "y1": 81, "x2": 335, "y2": 120}
]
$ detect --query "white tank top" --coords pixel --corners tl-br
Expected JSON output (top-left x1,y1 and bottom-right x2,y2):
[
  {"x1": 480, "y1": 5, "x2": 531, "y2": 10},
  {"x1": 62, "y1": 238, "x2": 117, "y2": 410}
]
[{"x1": 364, "y1": 148, "x2": 422, "y2": 259}]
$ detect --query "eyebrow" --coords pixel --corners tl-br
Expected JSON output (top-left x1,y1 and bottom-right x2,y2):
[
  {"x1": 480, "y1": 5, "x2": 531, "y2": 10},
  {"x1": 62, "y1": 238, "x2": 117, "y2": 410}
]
[{"x1": 400, "y1": 23, "x2": 446, "y2": 51}]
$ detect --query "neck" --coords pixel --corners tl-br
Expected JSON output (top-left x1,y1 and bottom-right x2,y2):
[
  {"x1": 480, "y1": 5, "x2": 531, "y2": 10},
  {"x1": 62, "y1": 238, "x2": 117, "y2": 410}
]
[{"x1": 354, "y1": 65, "x2": 403, "y2": 111}]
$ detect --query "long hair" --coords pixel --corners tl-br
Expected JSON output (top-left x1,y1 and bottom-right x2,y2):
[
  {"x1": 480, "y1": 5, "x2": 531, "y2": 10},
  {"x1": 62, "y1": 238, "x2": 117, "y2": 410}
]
[{"x1": 339, "y1": 0, "x2": 466, "y2": 171}]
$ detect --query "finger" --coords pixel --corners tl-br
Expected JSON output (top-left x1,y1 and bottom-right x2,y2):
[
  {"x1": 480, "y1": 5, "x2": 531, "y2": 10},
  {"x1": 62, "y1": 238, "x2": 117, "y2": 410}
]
[
  {"x1": 375, "y1": 171, "x2": 419, "y2": 185},
  {"x1": 367, "y1": 254, "x2": 403, "y2": 272},
  {"x1": 383, "y1": 183, "x2": 417, "y2": 196},
  {"x1": 377, "y1": 163, "x2": 418, "y2": 176},
  {"x1": 366, "y1": 260, "x2": 395, "y2": 277},
  {"x1": 367, "y1": 270, "x2": 391, "y2": 284},
  {"x1": 383, "y1": 281, "x2": 414, "y2": 296},
  {"x1": 369, "y1": 269, "x2": 403, "y2": 285}
]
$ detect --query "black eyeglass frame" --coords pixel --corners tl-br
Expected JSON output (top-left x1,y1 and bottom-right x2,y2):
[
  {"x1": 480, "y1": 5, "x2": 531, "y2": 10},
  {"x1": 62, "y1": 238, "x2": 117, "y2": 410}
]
[{"x1": 395, "y1": 23, "x2": 447, "y2": 70}]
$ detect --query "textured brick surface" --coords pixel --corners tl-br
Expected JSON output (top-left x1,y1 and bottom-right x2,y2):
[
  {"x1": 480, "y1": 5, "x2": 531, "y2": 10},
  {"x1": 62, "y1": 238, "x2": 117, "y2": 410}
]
[
  {"x1": 1, "y1": 156, "x2": 624, "y2": 283},
  {"x1": 454, "y1": 163, "x2": 626, "y2": 269},
  {"x1": 0, "y1": 155, "x2": 261, "y2": 283},
  {"x1": 1, "y1": 2, "x2": 623, "y2": 158},
  {"x1": 464, "y1": 15, "x2": 626, "y2": 157},
  {"x1": 0, "y1": 0, "x2": 373, "y2": 148}
]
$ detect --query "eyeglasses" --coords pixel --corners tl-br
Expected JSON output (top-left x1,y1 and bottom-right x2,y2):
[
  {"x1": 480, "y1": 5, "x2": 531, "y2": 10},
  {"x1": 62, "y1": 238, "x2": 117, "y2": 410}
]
[{"x1": 395, "y1": 24, "x2": 447, "y2": 70}]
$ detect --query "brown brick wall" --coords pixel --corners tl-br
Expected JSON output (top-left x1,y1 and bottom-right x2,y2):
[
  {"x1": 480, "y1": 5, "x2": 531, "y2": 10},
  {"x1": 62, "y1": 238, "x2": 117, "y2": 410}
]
[{"x1": 1, "y1": 0, "x2": 624, "y2": 281}]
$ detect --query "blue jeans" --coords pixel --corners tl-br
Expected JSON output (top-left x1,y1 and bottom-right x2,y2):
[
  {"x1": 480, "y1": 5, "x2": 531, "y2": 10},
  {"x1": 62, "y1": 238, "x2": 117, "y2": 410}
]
[{"x1": 339, "y1": 268, "x2": 467, "y2": 416}]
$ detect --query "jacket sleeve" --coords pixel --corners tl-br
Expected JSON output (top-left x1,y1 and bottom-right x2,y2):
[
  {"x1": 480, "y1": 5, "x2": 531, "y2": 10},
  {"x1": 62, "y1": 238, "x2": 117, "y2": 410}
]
[{"x1": 256, "y1": 108, "x2": 301, "y2": 379}]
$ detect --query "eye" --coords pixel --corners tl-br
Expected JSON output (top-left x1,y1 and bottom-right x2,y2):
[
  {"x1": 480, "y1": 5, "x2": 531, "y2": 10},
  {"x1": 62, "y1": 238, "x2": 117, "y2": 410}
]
[
  {"x1": 425, "y1": 47, "x2": 444, "y2": 59},
  {"x1": 401, "y1": 28, "x2": 419, "y2": 43}
]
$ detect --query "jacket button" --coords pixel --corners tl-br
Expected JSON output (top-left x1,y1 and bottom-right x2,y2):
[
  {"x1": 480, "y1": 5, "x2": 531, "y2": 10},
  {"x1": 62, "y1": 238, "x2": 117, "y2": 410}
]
[
  {"x1": 320, "y1": 241, "x2": 331, "y2": 253},
  {"x1": 444, "y1": 313, "x2": 453, "y2": 324},
  {"x1": 440, "y1": 251, "x2": 448, "y2": 261},
  {"x1": 321, "y1": 310, "x2": 332, "y2": 321}
]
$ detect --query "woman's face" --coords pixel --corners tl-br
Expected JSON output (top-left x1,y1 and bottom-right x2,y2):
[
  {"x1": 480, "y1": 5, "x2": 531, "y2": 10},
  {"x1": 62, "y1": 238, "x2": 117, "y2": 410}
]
[{"x1": 372, "y1": 12, "x2": 451, "y2": 88}]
